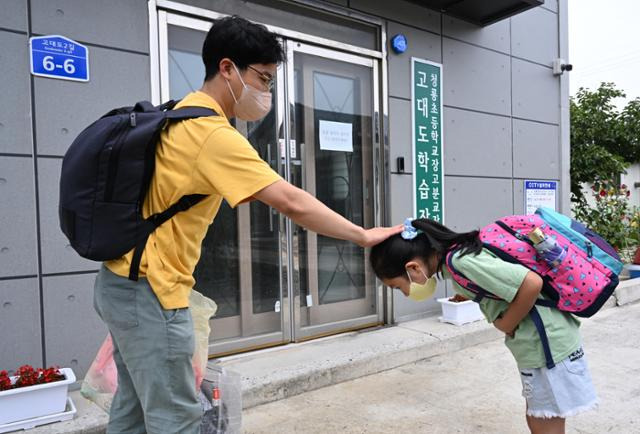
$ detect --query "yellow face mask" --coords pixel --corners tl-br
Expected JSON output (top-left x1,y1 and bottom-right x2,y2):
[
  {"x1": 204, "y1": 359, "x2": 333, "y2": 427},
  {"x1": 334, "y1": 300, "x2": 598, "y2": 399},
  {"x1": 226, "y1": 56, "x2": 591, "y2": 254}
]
[{"x1": 406, "y1": 269, "x2": 437, "y2": 302}]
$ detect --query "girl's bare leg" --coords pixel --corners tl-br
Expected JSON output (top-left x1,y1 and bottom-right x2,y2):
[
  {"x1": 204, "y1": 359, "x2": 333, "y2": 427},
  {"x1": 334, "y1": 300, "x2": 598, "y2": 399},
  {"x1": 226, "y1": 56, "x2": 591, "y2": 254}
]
[{"x1": 526, "y1": 405, "x2": 565, "y2": 434}]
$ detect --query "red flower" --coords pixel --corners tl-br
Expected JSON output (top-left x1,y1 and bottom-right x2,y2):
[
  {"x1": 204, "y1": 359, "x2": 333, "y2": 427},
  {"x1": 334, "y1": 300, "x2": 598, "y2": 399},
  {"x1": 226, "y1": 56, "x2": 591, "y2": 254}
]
[
  {"x1": 40, "y1": 367, "x2": 63, "y2": 384},
  {"x1": 621, "y1": 184, "x2": 628, "y2": 190},
  {"x1": 14, "y1": 365, "x2": 39, "y2": 388},
  {"x1": 0, "y1": 370, "x2": 11, "y2": 391},
  {"x1": 599, "y1": 190, "x2": 606, "y2": 197},
  {"x1": 1, "y1": 365, "x2": 64, "y2": 391}
]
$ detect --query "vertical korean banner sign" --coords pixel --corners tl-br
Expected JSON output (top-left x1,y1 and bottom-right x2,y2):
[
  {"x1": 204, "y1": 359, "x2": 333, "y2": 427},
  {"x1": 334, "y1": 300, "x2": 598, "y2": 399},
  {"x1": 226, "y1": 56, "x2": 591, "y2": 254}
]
[{"x1": 412, "y1": 58, "x2": 444, "y2": 222}]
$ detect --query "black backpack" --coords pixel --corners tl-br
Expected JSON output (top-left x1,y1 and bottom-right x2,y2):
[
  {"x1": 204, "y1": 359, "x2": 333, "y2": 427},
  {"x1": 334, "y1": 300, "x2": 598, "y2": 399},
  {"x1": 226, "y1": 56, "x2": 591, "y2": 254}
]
[{"x1": 59, "y1": 100, "x2": 217, "y2": 280}]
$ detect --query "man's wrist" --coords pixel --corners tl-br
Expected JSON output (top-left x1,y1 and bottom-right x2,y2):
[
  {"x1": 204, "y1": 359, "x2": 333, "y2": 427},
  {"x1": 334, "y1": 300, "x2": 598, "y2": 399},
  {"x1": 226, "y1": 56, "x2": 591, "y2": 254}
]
[{"x1": 353, "y1": 226, "x2": 367, "y2": 247}]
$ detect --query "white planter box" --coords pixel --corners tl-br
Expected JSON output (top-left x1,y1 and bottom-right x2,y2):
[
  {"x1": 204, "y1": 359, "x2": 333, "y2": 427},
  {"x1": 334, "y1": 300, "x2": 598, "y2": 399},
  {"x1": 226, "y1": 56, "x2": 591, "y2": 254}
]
[
  {"x1": 0, "y1": 397, "x2": 77, "y2": 434},
  {"x1": 0, "y1": 367, "x2": 75, "y2": 425},
  {"x1": 437, "y1": 297, "x2": 484, "y2": 326}
]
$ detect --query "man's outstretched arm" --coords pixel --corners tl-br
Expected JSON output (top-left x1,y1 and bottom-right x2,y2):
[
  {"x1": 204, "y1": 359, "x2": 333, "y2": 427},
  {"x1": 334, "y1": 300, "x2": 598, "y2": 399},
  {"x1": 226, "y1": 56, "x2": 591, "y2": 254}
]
[{"x1": 253, "y1": 180, "x2": 402, "y2": 248}]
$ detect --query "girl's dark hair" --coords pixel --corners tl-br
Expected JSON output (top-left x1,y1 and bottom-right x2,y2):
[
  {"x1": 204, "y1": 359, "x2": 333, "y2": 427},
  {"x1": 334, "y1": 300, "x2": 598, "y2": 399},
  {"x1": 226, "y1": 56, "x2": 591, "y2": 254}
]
[
  {"x1": 202, "y1": 15, "x2": 286, "y2": 81},
  {"x1": 370, "y1": 219, "x2": 482, "y2": 279}
]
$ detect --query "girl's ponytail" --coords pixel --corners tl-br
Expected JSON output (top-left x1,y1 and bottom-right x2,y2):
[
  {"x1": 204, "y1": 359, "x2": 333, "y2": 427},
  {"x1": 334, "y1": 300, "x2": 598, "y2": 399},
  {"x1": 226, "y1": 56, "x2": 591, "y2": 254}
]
[{"x1": 411, "y1": 219, "x2": 482, "y2": 259}]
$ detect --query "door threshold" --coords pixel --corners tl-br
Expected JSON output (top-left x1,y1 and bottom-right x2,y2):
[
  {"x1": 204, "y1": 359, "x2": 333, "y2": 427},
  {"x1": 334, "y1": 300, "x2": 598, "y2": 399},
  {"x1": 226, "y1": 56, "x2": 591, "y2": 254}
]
[{"x1": 212, "y1": 321, "x2": 384, "y2": 362}]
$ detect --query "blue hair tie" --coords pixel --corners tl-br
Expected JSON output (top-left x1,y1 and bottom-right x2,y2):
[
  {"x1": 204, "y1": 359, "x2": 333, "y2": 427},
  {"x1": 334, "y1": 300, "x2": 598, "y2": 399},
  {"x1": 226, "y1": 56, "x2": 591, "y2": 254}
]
[{"x1": 401, "y1": 217, "x2": 421, "y2": 240}]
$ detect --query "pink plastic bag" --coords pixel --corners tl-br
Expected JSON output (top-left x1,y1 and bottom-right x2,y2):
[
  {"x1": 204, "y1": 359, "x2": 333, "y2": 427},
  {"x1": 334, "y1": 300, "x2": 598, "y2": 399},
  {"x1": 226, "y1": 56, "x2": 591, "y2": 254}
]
[{"x1": 81, "y1": 290, "x2": 217, "y2": 411}]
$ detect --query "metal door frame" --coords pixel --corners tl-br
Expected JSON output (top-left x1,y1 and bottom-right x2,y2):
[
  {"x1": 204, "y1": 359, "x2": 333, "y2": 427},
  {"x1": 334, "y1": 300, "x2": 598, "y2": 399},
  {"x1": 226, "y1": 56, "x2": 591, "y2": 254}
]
[
  {"x1": 150, "y1": 1, "x2": 390, "y2": 355},
  {"x1": 286, "y1": 41, "x2": 381, "y2": 340}
]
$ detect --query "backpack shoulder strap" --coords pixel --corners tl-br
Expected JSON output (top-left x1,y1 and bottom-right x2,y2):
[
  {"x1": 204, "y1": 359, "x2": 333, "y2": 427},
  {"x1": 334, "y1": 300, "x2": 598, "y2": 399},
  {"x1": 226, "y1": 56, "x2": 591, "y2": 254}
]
[
  {"x1": 165, "y1": 106, "x2": 218, "y2": 120},
  {"x1": 128, "y1": 105, "x2": 217, "y2": 281},
  {"x1": 129, "y1": 194, "x2": 207, "y2": 281},
  {"x1": 445, "y1": 247, "x2": 502, "y2": 302},
  {"x1": 446, "y1": 247, "x2": 556, "y2": 369}
]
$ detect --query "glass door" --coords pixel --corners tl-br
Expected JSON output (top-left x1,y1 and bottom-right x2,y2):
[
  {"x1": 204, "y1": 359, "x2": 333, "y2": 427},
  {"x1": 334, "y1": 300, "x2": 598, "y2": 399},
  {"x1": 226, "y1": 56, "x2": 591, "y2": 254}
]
[
  {"x1": 287, "y1": 42, "x2": 380, "y2": 339},
  {"x1": 158, "y1": 12, "x2": 382, "y2": 354}
]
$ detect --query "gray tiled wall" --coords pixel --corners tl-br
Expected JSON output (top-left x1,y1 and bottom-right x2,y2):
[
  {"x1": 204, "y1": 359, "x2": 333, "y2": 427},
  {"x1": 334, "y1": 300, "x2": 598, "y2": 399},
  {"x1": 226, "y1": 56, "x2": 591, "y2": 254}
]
[
  {"x1": 0, "y1": 279, "x2": 42, "y2": 370},
  {"x1": 511, "y1": 6, "x2": 558, "y2": 65},
  {"x1": 0, "y1": 31, "x2": 31, "y2": 155},
  {"x1": 0, "y1": 0, "x2": 27, "y2": 32},
  {"x1": 0, "y1": 0, "x2": 149, "y2": 375},
  {"x1": 443, "y1": 38, "x2": 511, "y2": 116},
  {"x1": 30, "y1": 0, "x2": 150, "y2": 54},
  {"x1": 443, "y1": 107, "x2": 512, "y2": 178},
  {"x1": 43, "y1": 274, "x2": 107, "y2": 379},
  {"x1": 512, "y1": 58, "x2": 560, "y2": 124},
  {"x1": 513, "y1": 120, "x2": 560, "y2": 180},
  {"x1": 442, "y1": 15, "x2": 510, "y2": 54},
  {"x1": 0, "y1": 157, "x2": 37, "y2": 278}
]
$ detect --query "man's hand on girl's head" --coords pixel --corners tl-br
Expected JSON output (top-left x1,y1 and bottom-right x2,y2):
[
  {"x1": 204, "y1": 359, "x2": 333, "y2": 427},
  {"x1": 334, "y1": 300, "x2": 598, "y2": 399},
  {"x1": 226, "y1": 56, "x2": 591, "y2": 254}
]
[{"x1": 358, "y1": 224, "x2": 404, "y2": 248}]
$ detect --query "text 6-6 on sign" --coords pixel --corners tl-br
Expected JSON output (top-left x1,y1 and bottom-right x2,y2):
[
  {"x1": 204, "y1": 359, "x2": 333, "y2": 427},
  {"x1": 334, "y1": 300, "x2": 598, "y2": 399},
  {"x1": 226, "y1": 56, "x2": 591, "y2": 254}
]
[{"x1": 30, "y1": 35, "x2": 89, "y2": 82}]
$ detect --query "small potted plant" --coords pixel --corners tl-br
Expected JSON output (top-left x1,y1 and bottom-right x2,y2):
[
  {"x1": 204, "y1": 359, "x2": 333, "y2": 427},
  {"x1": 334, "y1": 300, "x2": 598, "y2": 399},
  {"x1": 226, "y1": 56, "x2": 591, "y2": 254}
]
[
  {"x1": 437, "y1": 294, "x2": 484, "y2": 326},
  {"x1": 0, "y1": 364, "x2": 76, "y2": 428}
]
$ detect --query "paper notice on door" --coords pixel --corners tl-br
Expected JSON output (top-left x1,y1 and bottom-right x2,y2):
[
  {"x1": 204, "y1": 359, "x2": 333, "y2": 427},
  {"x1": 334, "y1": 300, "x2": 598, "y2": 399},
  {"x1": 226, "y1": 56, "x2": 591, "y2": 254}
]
[{"x1": 319, "y1": 120, "x2": 353, "y2": 152}]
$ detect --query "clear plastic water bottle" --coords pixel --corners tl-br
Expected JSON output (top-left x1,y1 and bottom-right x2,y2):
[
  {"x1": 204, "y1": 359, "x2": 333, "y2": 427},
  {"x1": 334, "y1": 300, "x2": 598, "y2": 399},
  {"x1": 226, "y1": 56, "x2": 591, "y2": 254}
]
[{"x1": 528, "y1": 227, "x2": 567, "y2": 267}]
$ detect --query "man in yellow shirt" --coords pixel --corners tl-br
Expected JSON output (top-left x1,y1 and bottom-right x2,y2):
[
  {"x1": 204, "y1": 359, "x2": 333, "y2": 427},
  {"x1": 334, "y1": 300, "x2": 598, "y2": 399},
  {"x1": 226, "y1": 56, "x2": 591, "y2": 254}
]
[{"x1": 93, "y1": 15, "x2": 400, "y2": 434}]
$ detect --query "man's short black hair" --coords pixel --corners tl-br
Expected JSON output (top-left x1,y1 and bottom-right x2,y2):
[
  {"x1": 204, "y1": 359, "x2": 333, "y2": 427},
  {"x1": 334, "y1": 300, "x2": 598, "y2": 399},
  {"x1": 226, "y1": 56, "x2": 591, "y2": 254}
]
[{"x1": 202, "y1": 15, "x2": 285, "y2": 81}]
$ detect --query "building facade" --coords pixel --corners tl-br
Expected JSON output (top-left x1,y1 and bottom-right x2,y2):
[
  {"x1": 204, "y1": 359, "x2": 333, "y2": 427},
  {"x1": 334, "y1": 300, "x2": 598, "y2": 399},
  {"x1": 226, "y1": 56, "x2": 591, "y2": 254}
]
[{"x1": 0, "y1": 0, "x2": 569, "y2": 379}]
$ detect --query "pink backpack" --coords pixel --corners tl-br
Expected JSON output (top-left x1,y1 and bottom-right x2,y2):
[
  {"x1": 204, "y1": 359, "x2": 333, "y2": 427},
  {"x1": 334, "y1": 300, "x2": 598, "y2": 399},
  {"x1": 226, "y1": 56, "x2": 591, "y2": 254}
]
[{"x1": 444, "y1": 208, "x2": 622, "y2": 368}]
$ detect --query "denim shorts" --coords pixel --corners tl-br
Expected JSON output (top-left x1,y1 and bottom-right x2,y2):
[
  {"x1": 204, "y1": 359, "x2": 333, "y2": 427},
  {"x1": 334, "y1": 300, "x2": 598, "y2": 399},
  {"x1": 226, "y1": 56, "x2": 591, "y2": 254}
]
[{"x1": 519, "y1": 347, "x2": 599, "y2": 419}]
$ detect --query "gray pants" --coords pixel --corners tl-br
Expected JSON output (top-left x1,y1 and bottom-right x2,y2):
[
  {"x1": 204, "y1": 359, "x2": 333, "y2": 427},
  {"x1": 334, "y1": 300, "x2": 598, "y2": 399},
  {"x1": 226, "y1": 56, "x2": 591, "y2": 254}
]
[{"x1": 93, "y1": 265, "x2": 201, "y2": 434}]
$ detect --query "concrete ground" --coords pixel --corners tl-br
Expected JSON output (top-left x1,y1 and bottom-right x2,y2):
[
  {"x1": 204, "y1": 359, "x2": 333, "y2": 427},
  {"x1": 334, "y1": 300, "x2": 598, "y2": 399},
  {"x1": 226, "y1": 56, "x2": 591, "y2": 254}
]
[
  {"x1": 21, "y1": 280, "x2": 640, "y2": 434},
  {"x1": 243, "y1": 302, "x2": 640, "y2": 434}
]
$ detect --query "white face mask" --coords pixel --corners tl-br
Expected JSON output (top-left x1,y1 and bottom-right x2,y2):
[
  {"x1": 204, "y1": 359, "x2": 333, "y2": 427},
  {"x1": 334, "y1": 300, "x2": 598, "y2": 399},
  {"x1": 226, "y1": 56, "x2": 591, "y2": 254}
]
[
  {"x1": 225, "y1": 63, "x2": 272, "y2": 121},
  {"x1": 406, "y1": 268, "x2": 437, "y2": 302}
]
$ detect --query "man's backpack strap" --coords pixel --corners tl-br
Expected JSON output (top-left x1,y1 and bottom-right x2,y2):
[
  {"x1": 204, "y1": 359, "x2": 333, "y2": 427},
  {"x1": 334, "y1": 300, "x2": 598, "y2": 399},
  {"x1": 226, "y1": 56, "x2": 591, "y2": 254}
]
[
  {"x1": 128, "y1": 193, "x2": 207, "y2": 281},
  {"x1": 59, "y1": 97, "x2": 218, "y2": 266},
  {"x1": 138, "y1": 105, "x2": 219, "y2": 204},
  {"x1": 165, "y1": 106, "x2": 218, "y2": 120},
  {"x1": 128, "y1": 105, "x2": 218, "y2": 281},
  {"x1": 134, "y1": 101, "x2": 158, "y2": 112}
]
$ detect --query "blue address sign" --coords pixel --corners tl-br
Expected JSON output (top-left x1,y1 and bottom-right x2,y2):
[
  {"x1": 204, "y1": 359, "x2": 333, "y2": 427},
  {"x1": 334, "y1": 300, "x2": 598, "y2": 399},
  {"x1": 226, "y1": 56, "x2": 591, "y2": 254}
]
[{"x1": 30, "y1": 35, "x2": 89, "y2": 82}]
